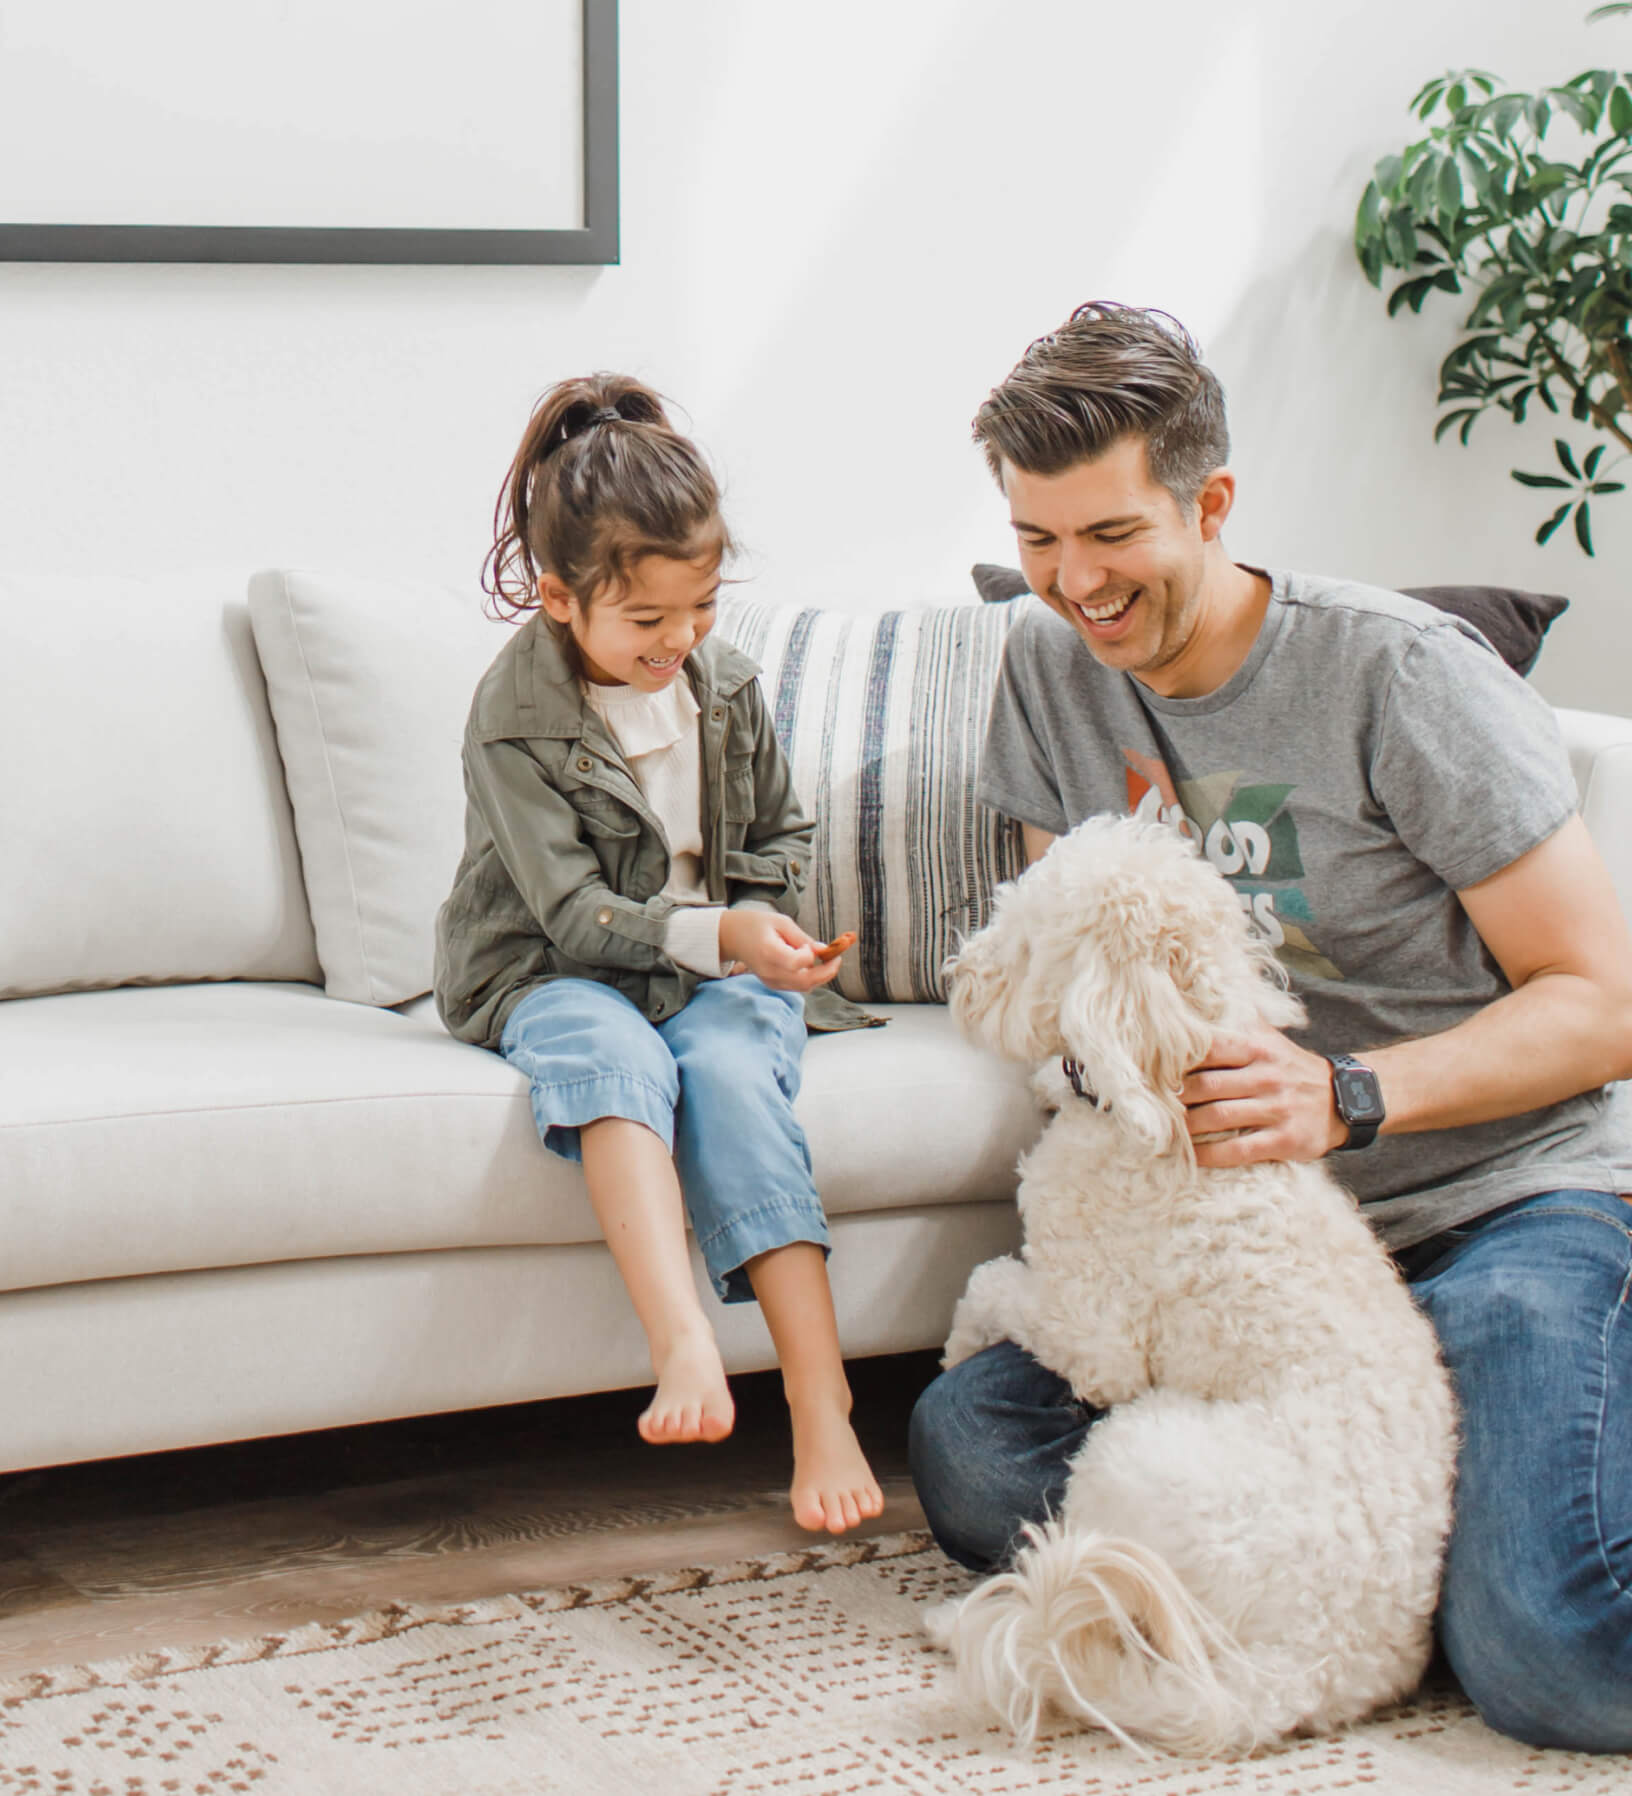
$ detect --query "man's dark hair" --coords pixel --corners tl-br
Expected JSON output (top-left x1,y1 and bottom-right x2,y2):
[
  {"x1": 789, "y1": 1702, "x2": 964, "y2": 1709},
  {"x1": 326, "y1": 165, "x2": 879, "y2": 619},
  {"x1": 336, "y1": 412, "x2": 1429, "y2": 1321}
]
[{"x1": 972, "y1": 302, "x2": 1230, "y2": 509}]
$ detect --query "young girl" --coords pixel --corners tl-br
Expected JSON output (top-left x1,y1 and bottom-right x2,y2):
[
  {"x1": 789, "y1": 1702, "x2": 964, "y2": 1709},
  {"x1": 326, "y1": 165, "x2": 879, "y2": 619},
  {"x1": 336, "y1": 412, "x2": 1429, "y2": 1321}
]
[{"x1": 434, "y1": 374, "x2": 886, "y2": 1535}]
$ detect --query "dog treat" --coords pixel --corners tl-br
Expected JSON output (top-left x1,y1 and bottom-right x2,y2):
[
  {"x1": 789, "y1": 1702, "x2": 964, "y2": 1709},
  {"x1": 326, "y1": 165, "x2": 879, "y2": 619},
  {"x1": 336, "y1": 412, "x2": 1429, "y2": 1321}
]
[{"x1": 814, "y1": 931, "x2": 857, "y2": 963}]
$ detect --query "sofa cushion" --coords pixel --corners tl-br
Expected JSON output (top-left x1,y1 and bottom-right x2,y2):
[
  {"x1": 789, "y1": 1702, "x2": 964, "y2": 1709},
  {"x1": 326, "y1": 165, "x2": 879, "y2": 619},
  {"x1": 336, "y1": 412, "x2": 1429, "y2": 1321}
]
[
  {"x1": 249, "y1": 570, "x2": 513, "y2": 1006},
  {"x1": 0, "y1": 572, "x2": 321, "y2": 1000},
  {"x1": 716, "y1": 598, "x2": 1026, "y2": 1002},
  {"x1": 0, "y1": 982, "x2": 1036, "y2": 1295},
  {"x1": 970, "y1": 563, "x2": 1568, "y2": 676}
]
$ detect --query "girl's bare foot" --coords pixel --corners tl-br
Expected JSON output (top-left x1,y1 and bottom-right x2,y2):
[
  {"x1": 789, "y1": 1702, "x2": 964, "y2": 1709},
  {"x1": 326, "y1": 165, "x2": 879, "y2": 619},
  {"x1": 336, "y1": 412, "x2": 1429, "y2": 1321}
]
[
  {"x1": 788, "y1": 1397, "x2": 885, "y2": 1533},
  {"x1": 639, "y1": 1327, "x2": 735, "y2": 1444}
]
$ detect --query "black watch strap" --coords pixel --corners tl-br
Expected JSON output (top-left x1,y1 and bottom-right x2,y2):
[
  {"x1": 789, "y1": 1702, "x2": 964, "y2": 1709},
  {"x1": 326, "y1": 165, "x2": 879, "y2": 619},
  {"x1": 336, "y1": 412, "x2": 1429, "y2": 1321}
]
[{"x1": 1327, "y1": 1053, "x2": 1386, "y2": 1152}]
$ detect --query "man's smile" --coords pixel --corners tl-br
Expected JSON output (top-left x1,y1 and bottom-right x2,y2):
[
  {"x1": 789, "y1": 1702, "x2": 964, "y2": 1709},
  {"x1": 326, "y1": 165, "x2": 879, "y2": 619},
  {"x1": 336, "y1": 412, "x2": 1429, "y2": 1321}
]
[{"x1": 1067, "y1": 589, "x2": 1141, "y2": 633}]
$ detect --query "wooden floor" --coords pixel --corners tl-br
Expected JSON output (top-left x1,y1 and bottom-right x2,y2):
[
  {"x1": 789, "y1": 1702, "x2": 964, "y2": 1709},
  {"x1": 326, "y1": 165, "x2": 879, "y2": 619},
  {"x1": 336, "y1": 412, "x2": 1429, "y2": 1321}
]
[{"x1": 0, "y1": 1351, "x2": 938, "y2": 1681}]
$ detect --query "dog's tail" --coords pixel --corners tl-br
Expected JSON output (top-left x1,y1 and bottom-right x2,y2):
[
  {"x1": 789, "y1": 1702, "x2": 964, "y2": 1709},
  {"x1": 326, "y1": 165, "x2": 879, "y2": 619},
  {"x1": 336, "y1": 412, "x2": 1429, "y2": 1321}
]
[{"x1": 933, "y1": 1519, "x2": 1259, "y2": 1756}]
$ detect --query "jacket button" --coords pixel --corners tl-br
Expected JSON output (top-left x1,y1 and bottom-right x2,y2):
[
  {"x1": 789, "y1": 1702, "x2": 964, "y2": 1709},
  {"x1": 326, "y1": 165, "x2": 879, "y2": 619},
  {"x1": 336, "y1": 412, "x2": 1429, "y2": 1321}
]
[
  {"x1": 789, "y1": 860, "x2": 801, "y2": 876},
  {"x1": 577, "y1": 757, "x2": 593, "y2": 772},
  {"x1": 596, "y1": 907, "x2": 612, "y2": 926},
  {"x1": 711, "y1": 707, "x2": 724, "y2": 721}
]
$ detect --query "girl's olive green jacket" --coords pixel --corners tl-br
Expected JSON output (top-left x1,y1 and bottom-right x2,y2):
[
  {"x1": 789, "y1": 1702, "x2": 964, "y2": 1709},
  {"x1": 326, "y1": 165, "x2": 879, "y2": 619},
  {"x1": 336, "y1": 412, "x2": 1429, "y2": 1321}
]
[{"x1": 433, "y1": 616, "x2": 877, "y2": 1050}]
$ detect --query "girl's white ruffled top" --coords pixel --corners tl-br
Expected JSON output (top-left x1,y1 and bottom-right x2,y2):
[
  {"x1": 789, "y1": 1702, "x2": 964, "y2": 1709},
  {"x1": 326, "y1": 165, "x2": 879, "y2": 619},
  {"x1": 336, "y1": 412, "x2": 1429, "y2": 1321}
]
[{"x1": 582, "y1": 676, "x2": 727, "y2": 977}]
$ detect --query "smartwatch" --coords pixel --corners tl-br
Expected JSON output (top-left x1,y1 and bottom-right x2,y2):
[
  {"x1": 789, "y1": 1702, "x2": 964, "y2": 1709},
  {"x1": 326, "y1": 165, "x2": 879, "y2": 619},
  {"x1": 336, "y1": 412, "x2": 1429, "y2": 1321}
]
[{"x1": 1327, "y1": 1054, "x2": 1386, "y2": 1151}]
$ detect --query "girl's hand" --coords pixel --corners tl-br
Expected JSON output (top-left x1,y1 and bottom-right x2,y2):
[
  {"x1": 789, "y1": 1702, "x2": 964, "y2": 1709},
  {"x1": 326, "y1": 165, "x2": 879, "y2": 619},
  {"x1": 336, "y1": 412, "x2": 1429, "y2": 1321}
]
[{"x1": 718, "y1": 909, "x2": 842, "y2": 992}]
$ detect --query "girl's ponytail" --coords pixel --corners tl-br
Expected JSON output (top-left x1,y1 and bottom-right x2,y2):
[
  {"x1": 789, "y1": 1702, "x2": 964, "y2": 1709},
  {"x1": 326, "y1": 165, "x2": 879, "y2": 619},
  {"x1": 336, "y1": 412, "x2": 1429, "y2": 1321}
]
[{"x1": 484, "y1": 374, "x2": 730, "y2": 625}]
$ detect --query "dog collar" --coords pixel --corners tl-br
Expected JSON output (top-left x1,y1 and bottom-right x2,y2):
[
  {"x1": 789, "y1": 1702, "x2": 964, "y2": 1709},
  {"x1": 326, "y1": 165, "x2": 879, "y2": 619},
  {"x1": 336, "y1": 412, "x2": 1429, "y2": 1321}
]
[{"x1": 1061, "y1": 1058, "x2": 1101, "y2": 1107}]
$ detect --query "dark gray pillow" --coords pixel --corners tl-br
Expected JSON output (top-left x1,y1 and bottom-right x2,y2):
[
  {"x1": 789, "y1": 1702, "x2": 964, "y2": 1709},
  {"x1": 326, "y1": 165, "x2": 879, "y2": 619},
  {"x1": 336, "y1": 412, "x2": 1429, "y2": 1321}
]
[
  {"x1": 969, "y1": 564, "x2": 1568, "y2": 677},
  {"x1": 1397, "y1": 585, "x2": 1568, "y2": 677}
]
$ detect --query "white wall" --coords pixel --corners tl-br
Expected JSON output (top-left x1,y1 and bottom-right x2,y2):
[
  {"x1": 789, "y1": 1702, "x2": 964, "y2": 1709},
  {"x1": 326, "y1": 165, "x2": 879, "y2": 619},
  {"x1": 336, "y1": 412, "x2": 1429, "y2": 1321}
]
[{"x1": 2, "y1": 0, "x2": 1625, "y2": 712}]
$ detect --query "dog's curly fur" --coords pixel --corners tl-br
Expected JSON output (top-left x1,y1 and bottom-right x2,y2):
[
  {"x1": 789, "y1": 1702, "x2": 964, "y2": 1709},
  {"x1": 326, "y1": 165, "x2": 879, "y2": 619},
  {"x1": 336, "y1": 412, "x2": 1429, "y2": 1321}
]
[{"x1": 933, "y1": 815, "x2": 1457, "y2": 1756}]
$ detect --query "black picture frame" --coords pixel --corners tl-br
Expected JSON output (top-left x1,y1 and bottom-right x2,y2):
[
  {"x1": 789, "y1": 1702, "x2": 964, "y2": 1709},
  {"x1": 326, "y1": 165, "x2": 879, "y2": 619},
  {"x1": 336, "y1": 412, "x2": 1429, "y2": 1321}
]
[{"x1": 0, "y1": 0, "x2": 618, "y2": 266}]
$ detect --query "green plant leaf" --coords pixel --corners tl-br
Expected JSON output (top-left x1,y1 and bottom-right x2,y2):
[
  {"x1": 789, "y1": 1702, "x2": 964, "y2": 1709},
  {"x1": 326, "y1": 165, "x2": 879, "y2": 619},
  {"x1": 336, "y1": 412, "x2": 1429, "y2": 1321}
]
[
  {"x1": 1538, "y1": 380, "x2": 1560, "y2": 413},
  {"x1": 1585, "y1": 443, "x2": 1607, "y2": 477},
  {"x1": 1457, "y1": 144, "x2": 1494, "y2": 203},
  {"x1": 1386, "y1": 207, "x2": 1420, "y2": 264},
  {"x1": 1508, "y1": 231, "x2": 1541, "y2": 274},
  {"x1": 1409, "y1": 155, "x2": 1440, "y2": 214},
  {"x1": 1512, "y1": 470, "x2": 1573, "y2": 486},
  {"x1": 1591, "y1": 479, "x2": 1628, "y2": 492},
  {"x1": 1411, "y1": 77, "x2": 1448, "y2": 118},
  {"x1": 1434, "y1": 407, "x2": 1484, "y2": 442},
  {"x1": 1556, "y1": 438, "x2": 1583, "y2": 476},
  {"x1": 1613, "y1": 84, "x2": 1632, "y2": 136},
  {"x1": 1549, "y1": 86, "x2": 1599, "y2": 132},
  {"x1": 1588, "y1": 2, "x2": 1632, "y2": 20},
  {"x1": 1485, "y1": 93, "x2": 1528, "y2": 139},
  {"x1": 1575, "y1": 501, "x2": 1595, "y2": 555},
  {"x1": 1527, "y1": 95, "x2": 1552, "y2": 136},
  {"x1": 1357, "y1": 180, "x2": 1383, "y2": 243},
  {"x1": 1376, "y1": 153, "x2": 1406, "y2": 197},
  {"x1": 1536, "y1": 501, "x2": 1573, "y2": 544},
  {"x1": 1388, "y1": 276, "x2": 1427, "y2": 316},
  {"x1": 1437, "y1": 156, "x2": 1464, "y2": 213},
  {"x1": 1527, "y1": 164, "x2": 1574, "y2": 198}
]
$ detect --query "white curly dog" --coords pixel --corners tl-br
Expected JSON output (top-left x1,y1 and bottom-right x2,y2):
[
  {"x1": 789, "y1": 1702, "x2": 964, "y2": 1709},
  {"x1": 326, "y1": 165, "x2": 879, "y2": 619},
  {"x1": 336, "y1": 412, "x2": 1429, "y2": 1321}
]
[{"x1": 933, "y1": 814, "x2": 1457, "y2": 1756}]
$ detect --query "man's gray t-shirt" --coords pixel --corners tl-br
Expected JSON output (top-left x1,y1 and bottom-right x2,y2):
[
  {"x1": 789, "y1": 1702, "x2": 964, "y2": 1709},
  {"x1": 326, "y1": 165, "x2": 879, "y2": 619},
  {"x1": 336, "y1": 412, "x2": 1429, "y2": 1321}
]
[{"x1": 979, "y1": 568, "x2": 1632, "y2": 1248}]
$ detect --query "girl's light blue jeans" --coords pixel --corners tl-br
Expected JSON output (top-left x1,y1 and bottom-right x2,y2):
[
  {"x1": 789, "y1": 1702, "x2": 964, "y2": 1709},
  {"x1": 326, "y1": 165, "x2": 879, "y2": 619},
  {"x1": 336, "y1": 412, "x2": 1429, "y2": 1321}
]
[
  {"x1": 908, "y1": 1186, "x2": 1632, "y2": 1753},
  {"x1": 500, "y1": 975, "x2": 827, "y2": 1304}
]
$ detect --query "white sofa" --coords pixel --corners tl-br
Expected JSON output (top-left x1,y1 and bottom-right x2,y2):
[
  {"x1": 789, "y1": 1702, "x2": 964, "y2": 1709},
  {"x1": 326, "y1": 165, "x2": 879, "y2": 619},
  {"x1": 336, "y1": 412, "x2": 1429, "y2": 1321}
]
[{"x1": 3, "y1": 570, "x2": 1629, "y2": 1477}]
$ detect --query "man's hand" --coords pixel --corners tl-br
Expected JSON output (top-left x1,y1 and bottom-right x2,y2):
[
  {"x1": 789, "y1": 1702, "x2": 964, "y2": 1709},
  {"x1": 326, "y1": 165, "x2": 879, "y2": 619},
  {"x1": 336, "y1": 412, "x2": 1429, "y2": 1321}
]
[
  {"x1": 718, "y1": 909, "x2": 842, "y2": 993},
  {"x1": 1180, "y1": 1029, "x2": 1348, "y2": 1167}
]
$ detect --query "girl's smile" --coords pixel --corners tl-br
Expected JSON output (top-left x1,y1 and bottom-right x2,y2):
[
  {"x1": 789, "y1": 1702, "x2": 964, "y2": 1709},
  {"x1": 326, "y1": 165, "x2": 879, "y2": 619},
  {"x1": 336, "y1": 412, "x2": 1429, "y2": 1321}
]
[{"x1": 539, "y1": 549, "x2": 722, "y2": 690}]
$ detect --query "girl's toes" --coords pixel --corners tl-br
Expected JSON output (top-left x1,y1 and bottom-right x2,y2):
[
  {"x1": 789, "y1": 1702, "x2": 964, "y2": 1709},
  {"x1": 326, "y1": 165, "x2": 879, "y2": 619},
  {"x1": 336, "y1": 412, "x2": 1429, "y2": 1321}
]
[{"x1": 791, "y1": 1487, "x2": 828, "y2": 1531}]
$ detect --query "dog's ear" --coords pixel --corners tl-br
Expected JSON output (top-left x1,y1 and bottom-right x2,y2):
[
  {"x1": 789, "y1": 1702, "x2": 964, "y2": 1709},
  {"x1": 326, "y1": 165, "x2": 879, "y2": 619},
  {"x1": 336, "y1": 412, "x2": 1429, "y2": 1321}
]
[
  {"x1": 946, "y1": 889, "x2": 1058, "y2": 1063},
  {"x1": 1164, "y1": 892, "x2": 1308, "y2": 1035},
  {"x1": 1057, "y1": 950, "x2": 1214, "y2": 1155}
]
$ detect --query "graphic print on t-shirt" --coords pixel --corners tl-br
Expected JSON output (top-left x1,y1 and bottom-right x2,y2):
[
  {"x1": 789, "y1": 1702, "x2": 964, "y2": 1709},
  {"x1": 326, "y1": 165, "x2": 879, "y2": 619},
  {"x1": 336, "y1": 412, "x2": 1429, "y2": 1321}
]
[{"x1": 1123, "y1": 747, "x2": 1343, "y2": 982}]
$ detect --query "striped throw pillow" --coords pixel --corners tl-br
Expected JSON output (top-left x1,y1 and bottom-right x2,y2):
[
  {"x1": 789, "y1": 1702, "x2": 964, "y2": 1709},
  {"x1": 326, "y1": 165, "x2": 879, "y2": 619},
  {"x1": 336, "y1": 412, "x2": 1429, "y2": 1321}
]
[{"x1": 716, "y1": 598, "x2": 1026, "y2": 1003}]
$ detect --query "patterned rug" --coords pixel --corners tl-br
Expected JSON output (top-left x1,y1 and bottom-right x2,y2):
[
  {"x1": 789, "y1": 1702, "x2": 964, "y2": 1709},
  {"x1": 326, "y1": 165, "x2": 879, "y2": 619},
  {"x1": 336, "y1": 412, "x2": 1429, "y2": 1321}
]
[{"x1": 0, "y1": 1531, "x2": 1624, "y2": 1795}]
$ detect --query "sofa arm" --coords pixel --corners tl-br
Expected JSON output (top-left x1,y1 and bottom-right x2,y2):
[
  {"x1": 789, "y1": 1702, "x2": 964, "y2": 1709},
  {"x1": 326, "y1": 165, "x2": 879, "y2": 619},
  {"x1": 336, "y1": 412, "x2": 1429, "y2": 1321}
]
[{"x1": 1556, "y1": 706, "x2": 1632, "y2": 929}]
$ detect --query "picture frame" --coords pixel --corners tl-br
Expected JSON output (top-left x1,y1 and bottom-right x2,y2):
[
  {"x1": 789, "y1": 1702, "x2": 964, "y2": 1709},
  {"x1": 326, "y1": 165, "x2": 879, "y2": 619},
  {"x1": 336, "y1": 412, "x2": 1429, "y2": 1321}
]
[{"x1": 0, "y1": 0, "x2": 618, "y2": 266}]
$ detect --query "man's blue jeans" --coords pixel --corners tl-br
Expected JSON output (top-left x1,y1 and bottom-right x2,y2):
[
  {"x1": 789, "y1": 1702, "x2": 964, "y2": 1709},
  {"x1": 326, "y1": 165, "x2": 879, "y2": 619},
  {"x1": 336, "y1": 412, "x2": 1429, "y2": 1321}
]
[{"x1": 908, "y1": 1187, "x2": 1632, "y2": 1752}]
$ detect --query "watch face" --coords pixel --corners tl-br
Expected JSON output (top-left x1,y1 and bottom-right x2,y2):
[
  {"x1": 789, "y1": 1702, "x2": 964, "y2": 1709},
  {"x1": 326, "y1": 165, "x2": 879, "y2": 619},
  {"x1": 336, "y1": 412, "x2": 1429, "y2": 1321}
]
[{"x1": 1334, "y1": 1065, "x2": 1386, "y2": 1125}]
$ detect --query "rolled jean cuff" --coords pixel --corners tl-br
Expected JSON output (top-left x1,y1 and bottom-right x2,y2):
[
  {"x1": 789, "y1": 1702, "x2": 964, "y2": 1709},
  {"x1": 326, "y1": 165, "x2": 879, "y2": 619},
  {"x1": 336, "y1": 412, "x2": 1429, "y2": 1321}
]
[
  {"x1": 697, "y1": 1195, "x2": 831, "y2": 1305},
  {"x1": 528, "y1": 1069, "x2": 676, "y2": 1164}
]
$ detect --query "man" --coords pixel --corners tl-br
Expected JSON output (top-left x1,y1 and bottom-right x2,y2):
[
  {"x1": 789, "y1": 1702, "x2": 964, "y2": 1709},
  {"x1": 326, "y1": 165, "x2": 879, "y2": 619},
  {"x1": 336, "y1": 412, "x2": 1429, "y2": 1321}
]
[{"x1": 909, "y1": 302, "x2": 1632, "y2": 1751}]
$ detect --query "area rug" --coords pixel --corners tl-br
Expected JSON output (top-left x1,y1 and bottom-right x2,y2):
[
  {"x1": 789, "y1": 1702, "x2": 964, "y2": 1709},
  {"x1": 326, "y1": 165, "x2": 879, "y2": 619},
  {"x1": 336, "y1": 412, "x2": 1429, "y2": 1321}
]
[{"x1": 0, "y1": 1531, "x2": 1623, "y2": 1795}]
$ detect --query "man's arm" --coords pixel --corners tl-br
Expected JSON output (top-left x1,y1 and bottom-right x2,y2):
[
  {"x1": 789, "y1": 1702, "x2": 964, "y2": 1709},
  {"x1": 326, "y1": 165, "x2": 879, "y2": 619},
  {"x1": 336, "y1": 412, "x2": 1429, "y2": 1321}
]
[
  {"x1": 1183, "y1": 814, "x2": 1632, "y2": 1165},
  {"x1": 1022, "y1": 823, "x2": 1056, "y2": 866}
]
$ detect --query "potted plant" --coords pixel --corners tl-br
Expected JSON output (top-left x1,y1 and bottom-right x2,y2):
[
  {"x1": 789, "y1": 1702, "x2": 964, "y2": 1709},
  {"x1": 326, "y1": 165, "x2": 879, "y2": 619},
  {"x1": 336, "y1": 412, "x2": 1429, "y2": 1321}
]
[{"x1": 1354, "y1": 7, "x2": 1632, "y2": 554}]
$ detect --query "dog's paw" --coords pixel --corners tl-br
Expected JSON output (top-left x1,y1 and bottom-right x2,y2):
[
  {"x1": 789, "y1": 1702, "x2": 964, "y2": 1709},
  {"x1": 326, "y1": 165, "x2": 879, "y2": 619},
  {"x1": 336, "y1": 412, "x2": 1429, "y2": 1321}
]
[
  {"x1": 921, "y1": 1598, "x2": 961, "y2": 1650},
  {"x1": 943, "y1": 1256, "x2": 1035, "y2": 1369}
]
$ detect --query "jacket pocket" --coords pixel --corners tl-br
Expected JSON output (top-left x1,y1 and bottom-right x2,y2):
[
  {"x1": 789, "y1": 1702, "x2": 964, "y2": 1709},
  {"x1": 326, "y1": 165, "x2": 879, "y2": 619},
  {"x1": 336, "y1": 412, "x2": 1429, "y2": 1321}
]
[
  {"x1": 721, "y1": 758, "x2": 757, "y2": 824},
  {"x1": 566, "y1": 787, "x2": 640, "y2": 840},
  {"x1": 724, "y1": 848, "x2": 789, "y2": 887}
]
